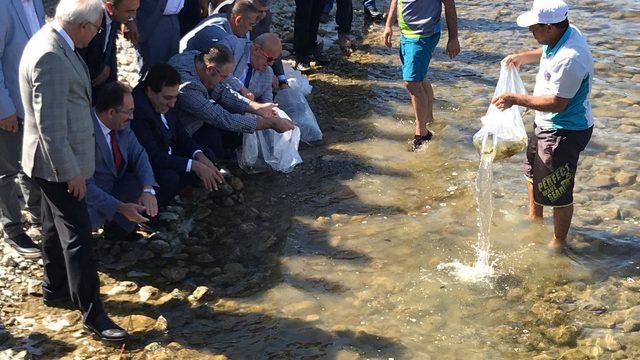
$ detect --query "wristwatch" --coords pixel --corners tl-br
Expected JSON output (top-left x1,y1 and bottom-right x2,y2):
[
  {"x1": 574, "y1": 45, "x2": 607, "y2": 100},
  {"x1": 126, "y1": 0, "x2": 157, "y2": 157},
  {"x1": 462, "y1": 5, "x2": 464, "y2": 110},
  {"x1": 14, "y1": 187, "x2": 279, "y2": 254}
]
[{"x1": 143, "y1": 188, "x2": 156, "y2": 196}]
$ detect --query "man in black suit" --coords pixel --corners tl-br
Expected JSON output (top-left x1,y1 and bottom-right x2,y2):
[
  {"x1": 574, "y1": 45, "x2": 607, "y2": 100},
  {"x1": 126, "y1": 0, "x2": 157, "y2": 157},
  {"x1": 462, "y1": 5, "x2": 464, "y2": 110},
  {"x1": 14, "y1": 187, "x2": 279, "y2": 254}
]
[
  {"x1": 79, "y1": 0, "x2": 140, "y2": 103},
  {"x1": 130, "y1": 63, "x2": 223, "y2": 205}
]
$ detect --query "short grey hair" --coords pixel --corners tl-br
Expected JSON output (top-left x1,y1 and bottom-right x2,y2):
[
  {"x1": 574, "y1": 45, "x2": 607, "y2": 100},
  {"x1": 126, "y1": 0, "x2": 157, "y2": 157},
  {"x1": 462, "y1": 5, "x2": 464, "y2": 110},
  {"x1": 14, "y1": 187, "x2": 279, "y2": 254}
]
[{"x1": 55, "y1": 0, "x2": 104, "y2": 25}]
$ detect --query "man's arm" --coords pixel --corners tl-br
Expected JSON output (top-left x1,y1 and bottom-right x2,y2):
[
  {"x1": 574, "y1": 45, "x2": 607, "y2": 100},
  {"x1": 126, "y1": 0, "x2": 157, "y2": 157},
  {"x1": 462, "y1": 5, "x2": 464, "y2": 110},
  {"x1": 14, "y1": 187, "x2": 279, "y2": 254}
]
[
  {"x1": 502, "y1": 49, "x2": 543, "y2": 69},
  {"x1": 86, "y1": 176, "x2": 123, "y2": 228},
  {"x1": 442, "y1": 0, "x2": 460, "y2": 59},
  {"x1": 0, "y1": 15, "x2": 18, "y2": 121},
  {"x1": 383, "y1": 0, "x2": 398, "y2": 47},
  {"x1": 31, "y1": 53, "x2": 81, "y2": 182},
  {"x1": 180, "y1": 84, "x2": 257, "y2": 132},
  {"x1": 492, "y1": 93, "x2": 569, "y2": 113}
]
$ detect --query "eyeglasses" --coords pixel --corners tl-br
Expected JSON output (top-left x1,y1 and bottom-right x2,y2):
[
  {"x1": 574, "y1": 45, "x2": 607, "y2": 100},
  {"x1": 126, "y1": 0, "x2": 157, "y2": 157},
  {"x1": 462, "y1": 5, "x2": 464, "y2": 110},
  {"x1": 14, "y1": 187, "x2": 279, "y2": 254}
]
[
  {"x1": 86, "y1": 21, "x2": 103, "y2": 34},
  {"x1": 115, "y1": 108, "x2": 134, "y2": 117},
  {"x1": 257, "y1": 46, "x2": 276, "y2": 64}
]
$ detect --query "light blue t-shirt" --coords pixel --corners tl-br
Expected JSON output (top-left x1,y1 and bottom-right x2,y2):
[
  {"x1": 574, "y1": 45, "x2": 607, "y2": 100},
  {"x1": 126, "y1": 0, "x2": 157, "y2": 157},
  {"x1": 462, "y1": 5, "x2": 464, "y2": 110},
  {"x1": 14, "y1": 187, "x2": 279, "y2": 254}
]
[{"x1": 533, "y1": 25, "x2": 594, "y2": 130}]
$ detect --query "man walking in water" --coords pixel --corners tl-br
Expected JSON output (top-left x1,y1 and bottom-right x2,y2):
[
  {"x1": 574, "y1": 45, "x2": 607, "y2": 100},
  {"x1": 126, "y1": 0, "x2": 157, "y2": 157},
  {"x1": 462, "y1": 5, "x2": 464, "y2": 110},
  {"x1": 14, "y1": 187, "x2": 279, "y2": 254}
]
[
  {"x1": 493, "y1": 0, "x2": 594, "y2": 251},
  {"x1": 383, "y1": 0, "x2": 460, "y2": 151}
]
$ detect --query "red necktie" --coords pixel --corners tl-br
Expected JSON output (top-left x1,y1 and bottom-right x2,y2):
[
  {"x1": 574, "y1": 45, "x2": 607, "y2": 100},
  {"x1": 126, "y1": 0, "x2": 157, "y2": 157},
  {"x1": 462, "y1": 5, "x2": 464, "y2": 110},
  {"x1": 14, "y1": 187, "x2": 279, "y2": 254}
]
[{"x1": 109, "y1": 130, "x2": 123, "y2": 171}]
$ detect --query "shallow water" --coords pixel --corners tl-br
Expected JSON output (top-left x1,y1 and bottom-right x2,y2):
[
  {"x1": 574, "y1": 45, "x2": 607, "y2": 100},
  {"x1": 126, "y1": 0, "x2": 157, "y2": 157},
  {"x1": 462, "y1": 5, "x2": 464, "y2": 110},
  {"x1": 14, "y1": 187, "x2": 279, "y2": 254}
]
[{"x1": 221, "y1": 0, "x2": 640, "y2": 358}]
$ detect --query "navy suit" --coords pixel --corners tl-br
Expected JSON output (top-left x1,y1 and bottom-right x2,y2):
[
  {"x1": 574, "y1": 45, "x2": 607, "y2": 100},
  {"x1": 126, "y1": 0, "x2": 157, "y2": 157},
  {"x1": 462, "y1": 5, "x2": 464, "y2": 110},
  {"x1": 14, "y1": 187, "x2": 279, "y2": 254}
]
[
  {"x1": 137, "y1": 0, "x2": 180, "y2": 75},
  {"x1": 130, "y1": 86, "x2": 201, "y2": 204},
  {"x1": 86, "y1": 111, "x2": 157, "y2": 232},
  {"x1": 78, "y1": 11, "x2": 119, "y2": 104}
]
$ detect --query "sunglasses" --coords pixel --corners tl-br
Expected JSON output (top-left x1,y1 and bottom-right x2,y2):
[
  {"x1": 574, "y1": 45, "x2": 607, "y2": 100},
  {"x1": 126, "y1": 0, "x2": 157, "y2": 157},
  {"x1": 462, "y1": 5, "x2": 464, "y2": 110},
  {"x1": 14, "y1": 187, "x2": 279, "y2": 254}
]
[{"x1": 257, "y1": 46, "x2": 276, "y2": 64}]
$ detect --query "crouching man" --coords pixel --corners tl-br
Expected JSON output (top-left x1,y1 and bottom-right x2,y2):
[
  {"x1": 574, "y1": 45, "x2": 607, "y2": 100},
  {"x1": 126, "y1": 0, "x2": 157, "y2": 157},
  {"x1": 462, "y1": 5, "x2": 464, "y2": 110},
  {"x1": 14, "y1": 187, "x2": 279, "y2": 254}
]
[
  {"x1": 86, "y1": 82, "x2": 158, "y2": 240},
  {"x1": 131, "y1": 63, "x2": 224, "y2": 205}
]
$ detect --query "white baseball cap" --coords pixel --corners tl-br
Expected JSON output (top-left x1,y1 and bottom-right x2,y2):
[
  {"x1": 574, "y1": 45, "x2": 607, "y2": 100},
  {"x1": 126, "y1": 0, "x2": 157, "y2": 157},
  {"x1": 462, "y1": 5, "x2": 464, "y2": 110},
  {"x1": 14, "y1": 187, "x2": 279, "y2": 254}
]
[{"x1": 516, "y1": 0, "x2": 569, "y2": 27}]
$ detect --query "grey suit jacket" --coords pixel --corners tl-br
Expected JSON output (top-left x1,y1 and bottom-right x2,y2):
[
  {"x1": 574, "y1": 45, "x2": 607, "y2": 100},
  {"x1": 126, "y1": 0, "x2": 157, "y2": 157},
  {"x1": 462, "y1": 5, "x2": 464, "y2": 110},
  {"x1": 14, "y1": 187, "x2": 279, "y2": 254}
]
[
  {"x1": 86, "y1": 111, "x2": 157, "y2": 230},
  {"x1": 20, "y1": 24, "x2": 96, "y2": 182},
  {"x1": 0, "y1": 0, "x2": 45, "y2": 119}
]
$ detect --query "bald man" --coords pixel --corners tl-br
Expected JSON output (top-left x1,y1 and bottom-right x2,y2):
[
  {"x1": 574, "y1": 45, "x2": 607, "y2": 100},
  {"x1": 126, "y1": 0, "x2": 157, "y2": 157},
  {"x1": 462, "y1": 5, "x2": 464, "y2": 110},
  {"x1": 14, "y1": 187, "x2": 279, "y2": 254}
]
[{"x1": 245, "y1": 33, "x2": 282, "y2": 103}]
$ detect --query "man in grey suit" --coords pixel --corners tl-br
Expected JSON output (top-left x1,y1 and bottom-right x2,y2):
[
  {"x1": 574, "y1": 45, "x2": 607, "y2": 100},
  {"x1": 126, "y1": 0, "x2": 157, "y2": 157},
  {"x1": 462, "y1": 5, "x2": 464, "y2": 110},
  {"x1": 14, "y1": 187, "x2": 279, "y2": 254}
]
[
  {"x1": 0, "y1": 0, "x2": 45, "y2": 258},
  {"x1": 86, "y1": 81, "x2": 158, "y2": 238},
  {"x1": 20, "y1": 0, "x2": 128, "y2": 343},
  {"x1": 137, "y1": 0, "x2": 184, "y2": 75}
]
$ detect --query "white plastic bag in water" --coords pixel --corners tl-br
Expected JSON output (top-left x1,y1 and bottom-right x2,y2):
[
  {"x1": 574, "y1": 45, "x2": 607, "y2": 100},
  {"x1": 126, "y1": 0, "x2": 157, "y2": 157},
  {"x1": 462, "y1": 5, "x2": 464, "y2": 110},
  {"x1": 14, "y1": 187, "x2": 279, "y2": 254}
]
[
  {"x1": 473, "y1": 65, "x2": 528, "y2": 161},
  {"x1": 283, "y1": 63, "x2": 312, "y2": 96},
  {"x1": 275, "y1": 88, "x2": 323, "y2": 143},
  {"x1": 239, "y1": 109, "x2": 303, "y2": 173}
]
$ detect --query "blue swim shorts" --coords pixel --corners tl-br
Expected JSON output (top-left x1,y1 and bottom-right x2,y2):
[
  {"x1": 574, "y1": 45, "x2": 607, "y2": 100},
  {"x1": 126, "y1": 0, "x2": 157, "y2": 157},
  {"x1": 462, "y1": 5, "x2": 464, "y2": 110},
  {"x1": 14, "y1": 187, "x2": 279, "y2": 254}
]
[{"x1": 399, "y1": 32, "x2": 441, "y2": 82}]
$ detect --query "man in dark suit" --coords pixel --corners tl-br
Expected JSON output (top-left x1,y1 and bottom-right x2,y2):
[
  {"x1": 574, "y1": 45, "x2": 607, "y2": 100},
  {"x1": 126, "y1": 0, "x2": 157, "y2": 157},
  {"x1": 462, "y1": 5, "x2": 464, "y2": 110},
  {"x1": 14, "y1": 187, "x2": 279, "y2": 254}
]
[
  {"x1": 19, "y1": 0, "x2": 128, "y2": 343},
  {"x1": 130, "y1": 63, "x2": 223, "y2": 205},
  {"x1": 79, "y1": 0, "x2": 140, "y2": 103},
  {"x1": 0, "y1": 0, "x2": 45, "y2": 258},
  {"x1": 86, "y1": 81, "x2": 158, "y2": 238},
  {"x1": 137, "y1": 0, "x2": 184, "y2": 75}
]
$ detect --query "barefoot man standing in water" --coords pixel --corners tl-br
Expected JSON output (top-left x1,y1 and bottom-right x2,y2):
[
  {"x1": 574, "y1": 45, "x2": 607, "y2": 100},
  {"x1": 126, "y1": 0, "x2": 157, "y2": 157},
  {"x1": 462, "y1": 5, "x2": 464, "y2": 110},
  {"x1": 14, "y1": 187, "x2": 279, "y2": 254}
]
[
  {"x1": 383, "y1": 0, "x2": 460, "y2": 151},
  {"x1": 492, "y1": 0, "x2": 594, "y2": 251}
]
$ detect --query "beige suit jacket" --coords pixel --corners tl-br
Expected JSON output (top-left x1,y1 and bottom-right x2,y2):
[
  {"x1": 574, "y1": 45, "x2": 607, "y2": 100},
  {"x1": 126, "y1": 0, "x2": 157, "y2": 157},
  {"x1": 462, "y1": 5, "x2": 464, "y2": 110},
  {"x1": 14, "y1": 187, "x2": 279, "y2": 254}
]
[{"x1": 19, "y1": 24, "x2": 96, "y2": 182}]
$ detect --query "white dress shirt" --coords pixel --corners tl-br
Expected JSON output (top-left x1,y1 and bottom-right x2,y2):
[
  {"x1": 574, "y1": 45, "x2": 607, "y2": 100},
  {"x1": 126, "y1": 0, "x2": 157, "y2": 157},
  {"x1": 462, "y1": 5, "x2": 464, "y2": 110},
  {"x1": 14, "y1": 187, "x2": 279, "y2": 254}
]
[
  {"x1": 52, "y1": 21, "x2": 75, "y2": 51},
  {"x1": 163, "y1": 0, "x2": 185, "y2": 15},
  {"x1": 96, "y1": 112, "x2": 113, "y2": 153},
  {"x1": 21, "y1": 0, "x2": 41, "y2": 36},
  {"x1": 159, "y1": 113, "x2": 202, "y2": 172}
]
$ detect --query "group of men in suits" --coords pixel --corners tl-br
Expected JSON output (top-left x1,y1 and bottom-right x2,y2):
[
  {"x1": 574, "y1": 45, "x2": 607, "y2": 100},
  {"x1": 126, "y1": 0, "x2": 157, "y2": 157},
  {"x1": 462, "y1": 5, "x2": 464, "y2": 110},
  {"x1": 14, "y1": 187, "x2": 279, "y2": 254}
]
[{"x1": 0, "y1": 0, "x2": 299, "y2": 345}]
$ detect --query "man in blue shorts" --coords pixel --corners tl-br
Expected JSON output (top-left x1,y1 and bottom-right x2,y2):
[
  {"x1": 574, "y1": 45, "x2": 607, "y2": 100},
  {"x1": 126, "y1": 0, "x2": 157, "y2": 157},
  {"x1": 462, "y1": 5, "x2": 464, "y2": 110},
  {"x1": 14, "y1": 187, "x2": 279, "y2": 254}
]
[
  {"x1": 383, "y1": 0, "x2": 460, "y2": 150},
  {"x1": 492, "y1": 0, "x2": 594, "y2": 251}
]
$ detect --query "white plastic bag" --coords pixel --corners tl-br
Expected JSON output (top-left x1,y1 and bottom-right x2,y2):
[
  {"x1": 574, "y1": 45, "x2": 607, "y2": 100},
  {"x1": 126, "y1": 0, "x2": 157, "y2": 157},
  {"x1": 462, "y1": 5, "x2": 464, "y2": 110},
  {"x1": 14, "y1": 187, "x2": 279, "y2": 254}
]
[
  {"x1": 275, "y1": 88, "x2": 323, "y2": 143},
  {"x1": 283, "y1": 63, "x2": 312, "y2": 96},
  {"x1": 473, "y1": 65, "x2": 528, "y2": 161},
  {"x1": 239, "y1": 109, "x2": 303, "y2": 173}
]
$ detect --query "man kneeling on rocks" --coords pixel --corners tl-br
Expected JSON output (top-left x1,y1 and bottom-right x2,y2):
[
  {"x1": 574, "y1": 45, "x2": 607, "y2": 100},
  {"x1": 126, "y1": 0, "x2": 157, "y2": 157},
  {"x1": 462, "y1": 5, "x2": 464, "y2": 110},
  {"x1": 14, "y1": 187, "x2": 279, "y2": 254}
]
[
  {"x1": 86, "y1": 82, "x2": 158, "y2": 241},
  {"x1": 168, "y1": 44, "x2": 294, "y2": 161},
  {"x1": 131, "y1": 63, "x2": 224, "y2": 205},
  {"x1": 245, "y1": 33, "x2": 282, "y2": 103}
]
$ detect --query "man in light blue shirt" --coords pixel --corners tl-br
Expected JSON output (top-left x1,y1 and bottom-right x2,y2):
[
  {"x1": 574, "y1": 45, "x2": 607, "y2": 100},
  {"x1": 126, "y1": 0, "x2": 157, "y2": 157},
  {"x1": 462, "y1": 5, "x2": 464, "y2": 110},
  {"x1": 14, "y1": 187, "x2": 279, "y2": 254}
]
[{"x1": 493, "y1": 0, "x2": 594, "y2": 252}]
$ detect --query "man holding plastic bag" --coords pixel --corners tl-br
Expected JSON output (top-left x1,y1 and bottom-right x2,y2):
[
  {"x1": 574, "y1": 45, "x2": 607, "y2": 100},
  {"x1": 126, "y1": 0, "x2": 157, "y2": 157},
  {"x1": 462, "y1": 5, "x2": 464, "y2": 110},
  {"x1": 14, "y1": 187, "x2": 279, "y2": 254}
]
[{"x1": 492, "y1": 0, "x2": 594, "y2": 252}]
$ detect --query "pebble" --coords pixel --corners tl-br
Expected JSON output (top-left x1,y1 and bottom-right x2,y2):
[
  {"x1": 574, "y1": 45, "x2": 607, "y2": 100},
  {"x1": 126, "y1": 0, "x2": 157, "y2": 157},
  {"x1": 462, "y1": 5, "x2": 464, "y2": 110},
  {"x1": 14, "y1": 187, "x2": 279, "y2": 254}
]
[
  {"x1": 190, "y1": 286, "x2": 210, "y2": 301},
  {"x1": 106, "y1": 281, "x2": 139, "y2": 295},
  {"x1": 138, "y1": 285, "x2": 160, "y2": 303}
]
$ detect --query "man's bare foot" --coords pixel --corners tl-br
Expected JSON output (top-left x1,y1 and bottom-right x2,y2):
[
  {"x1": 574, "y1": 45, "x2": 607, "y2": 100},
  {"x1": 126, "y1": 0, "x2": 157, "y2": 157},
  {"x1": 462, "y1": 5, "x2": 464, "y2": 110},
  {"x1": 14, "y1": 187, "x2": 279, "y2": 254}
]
[{"x1": 547, "y1": 236, "x2": 566, "y2": 253}]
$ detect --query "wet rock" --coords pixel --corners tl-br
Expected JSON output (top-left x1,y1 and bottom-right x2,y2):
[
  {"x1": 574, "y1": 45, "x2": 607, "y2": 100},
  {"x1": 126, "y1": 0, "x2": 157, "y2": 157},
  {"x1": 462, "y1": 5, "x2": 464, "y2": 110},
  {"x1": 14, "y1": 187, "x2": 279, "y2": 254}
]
[
  {"x1": 532, "y1": 355, "x2": 554, "y2": 360},
  {"x1": 161, "y1": 266, "x2": 189, "y2": 283},
  {"x1": 194, "y1": 253, "x2": 215, "y2": 263},
  {"x1": 138, "y1": 285, "x2": 160, "y2": 303},
  {"x1": 559, "y1": 349, "x2": 589, "y2": 360},
  {"x1": 158, "y1": 211, "x2": 179, "y2": 222},
  {"x1": 189, "y1": 286, "x2": 209, "y2": 301},
  {"x1": 615, "y1": 171, "x2": 636, "y2": 186},
  {"x1": 106, "y1": 281, "x2": 138, "y2": 295},
  {"x1": 156, "y1": 289, "x2": 186, "y2": 307},
  {"x1": 239, "y1": 222, "x2": 257, "y2": 232},
  {"x1": 224, "y1": 263, "x2": 246, "y2": 277},
  {"x1": 149, "y1": 239, "x2": 171, "y2": 254},
  {"x1": 506, "y1": 288, "x2": 524, "y2": 302},
  {"x1": 229, "y1": 177, "x2": 244, "y2": 191},
  {"x1": 544, "y1": 325, "x2": 580, "y2": 346},
  {"x1": 588, "y1": 174, "x2": 617, "y2": 188},
  {"x1": 622, "y1": 319, "x2": 640, "y2": 333},
  {"x1": 194, "y1": 207, "x2": 212, "y2": 220},
  {"x1": 128, "y1": 314, "x2": 156, "y2": 333},
  {"x1": 154, "y1": 315, "x2": 168, "y2": 332}
]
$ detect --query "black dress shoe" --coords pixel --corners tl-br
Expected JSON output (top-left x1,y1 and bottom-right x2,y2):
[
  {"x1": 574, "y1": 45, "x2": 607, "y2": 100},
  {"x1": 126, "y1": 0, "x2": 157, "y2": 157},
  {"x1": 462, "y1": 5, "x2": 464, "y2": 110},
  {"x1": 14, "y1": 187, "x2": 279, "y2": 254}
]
[
  {"x1": 84, "y1": 313, "x2": 128, "y2": 343},
  {"x1": 5, "y1": 233, "x2": 41, "y2": 258}
]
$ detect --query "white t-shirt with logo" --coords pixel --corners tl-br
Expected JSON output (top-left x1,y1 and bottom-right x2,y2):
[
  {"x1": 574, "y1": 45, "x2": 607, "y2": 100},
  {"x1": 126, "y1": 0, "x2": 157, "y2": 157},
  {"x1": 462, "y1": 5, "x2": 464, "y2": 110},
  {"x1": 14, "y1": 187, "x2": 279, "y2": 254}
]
[{"x1": 533, "y1": 25, "x2": 594, "y2": 131}]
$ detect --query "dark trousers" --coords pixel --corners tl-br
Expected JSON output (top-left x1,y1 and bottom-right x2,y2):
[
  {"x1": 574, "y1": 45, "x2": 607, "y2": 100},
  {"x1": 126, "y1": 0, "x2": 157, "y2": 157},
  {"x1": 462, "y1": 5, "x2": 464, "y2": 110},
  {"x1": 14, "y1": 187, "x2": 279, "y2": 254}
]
[
  {"x1": 154, "y1": 168, "x2": 197, "y2": 205},
  {"x1": 178, "y1": 0, "x2": 204, "y2": 37},
  {"x1": 35, "y1": 178, "x2": 103, "y2": 324},
  {"x1": 192, "y1": 123, "x2": 242, "y2": 161},
  {"x1": 294, "y1": 0, "x2": 327, "y2": 58},
  {"x1": 0, "y1": 125, "x2": 41, "y2": 238},
  {"x1": 336, "y1": 0, "x2": 353, "y2": 35}
]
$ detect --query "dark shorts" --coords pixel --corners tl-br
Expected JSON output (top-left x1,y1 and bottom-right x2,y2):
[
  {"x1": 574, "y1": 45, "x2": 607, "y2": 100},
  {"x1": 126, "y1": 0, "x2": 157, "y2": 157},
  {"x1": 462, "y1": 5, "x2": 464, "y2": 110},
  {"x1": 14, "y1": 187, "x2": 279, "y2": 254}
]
[{"x1": 524, "y1": 124, "x2": 593, "y2": 207}]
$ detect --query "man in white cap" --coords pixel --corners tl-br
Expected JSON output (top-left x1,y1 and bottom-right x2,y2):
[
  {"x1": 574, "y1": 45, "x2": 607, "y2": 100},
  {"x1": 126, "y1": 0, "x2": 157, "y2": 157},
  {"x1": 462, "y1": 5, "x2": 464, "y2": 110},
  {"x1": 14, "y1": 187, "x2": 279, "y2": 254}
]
[{"x1": 492, "y1": 0, "x2": 594, "y2": 252}]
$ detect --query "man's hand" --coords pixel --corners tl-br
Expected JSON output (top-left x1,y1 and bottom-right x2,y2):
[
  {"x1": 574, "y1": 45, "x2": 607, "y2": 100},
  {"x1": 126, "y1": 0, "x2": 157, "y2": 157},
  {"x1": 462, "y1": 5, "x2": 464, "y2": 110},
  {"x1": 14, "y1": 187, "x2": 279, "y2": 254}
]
[
  {"x1": 502, "y1": 54, "x2": 524, "y2": 70},
  {"x1": 199, "y1": 0, "x2": 210, "y2": 16},
  {"x1": 0, "y1": 113, "x2": 18, "y2": 133},
  {"x1": 492, "y1": 93, "x2": 515, "y2": 111},
  {"x1": 252, "y1": 101, "x2": 278, "y2": 118},
  {"x1": 121, "y1": 21, "x2": 139, "y2": 45},
  {"x1": 117, "y1": 202, "x2": 149, "y2": 223},
  {"x1": 195, "y1": 152, "x2": 224, "y2": 184},
  {"x1": 383, "y1": 26, "x2": 393, "y2": 48},
  {"x1": 91, "y1": 65, "x2": 111, "y2": 87},
  {"x1": 67, "y1": 175, "x2": 86, "y2": 200},
  {"x1": 240, "y1": 87, "x2": 255, "y2": 101},
  {"x1": 192, "y1": 160, "x2": 221, "y2": 191},
  {"x1": 269, "y1": 116, "x2": 295, "y2": 133},
  {"x1": 138, "y1": 191, "x2": 158, "y2": 217},
  {"x1": 445, "y1": 37, "x2": 460, "y2": 59}
]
